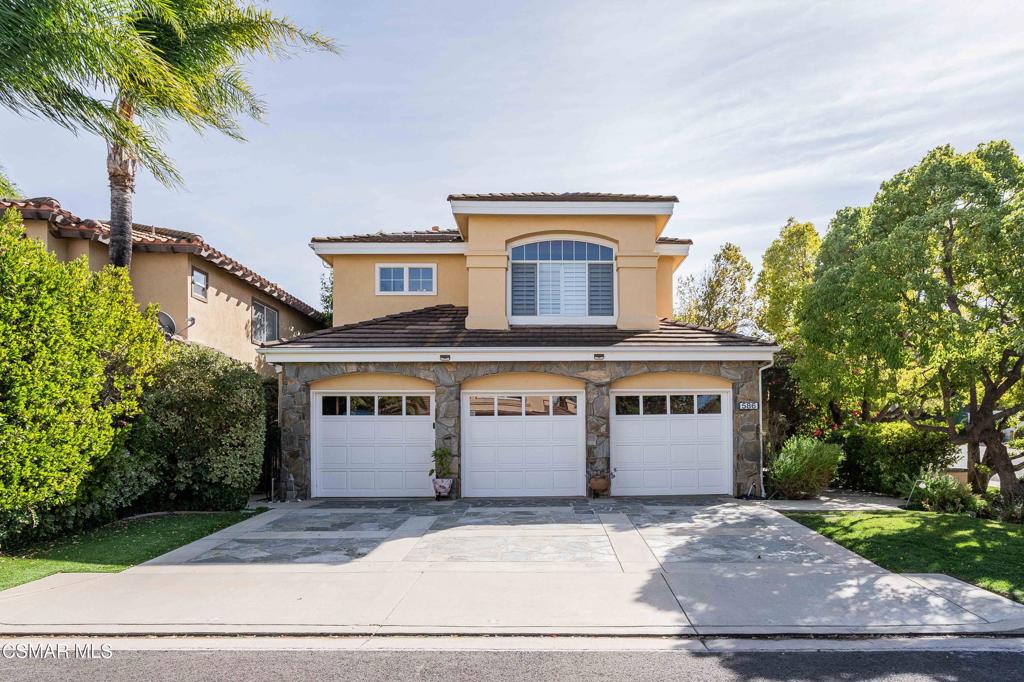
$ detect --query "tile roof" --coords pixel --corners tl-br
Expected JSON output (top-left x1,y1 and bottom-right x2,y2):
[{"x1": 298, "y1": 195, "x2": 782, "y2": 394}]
[
  {"x1": 311, "y1": 229, "x2": 464, "y2": 244},
  {"x1": 2, "y1": 197, "x2": 320, "y2": 319},
  {"x1": 447, "y1": 192, "x2": 679, "y2": 202},
  {"x1": 311, "y1": 230, "x2": 691, "y2": 246},
  {"x1": 268, "y1": 305, "x2": 772, "y2": 349}
]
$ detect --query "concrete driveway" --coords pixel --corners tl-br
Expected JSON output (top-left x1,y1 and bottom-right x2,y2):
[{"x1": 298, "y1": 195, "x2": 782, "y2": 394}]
[{"x1": 2, "y1": 498, "x2": 1023, "y2": 635}]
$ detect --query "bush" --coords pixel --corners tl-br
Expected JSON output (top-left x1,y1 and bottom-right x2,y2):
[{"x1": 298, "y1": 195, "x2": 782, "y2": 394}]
[
  {"x1": 769, "y1": 436, "x2": 844, "y2": 499},
  {"x1": 132, "y1": 344, "x2": 266, "y2": 510},
  {"x1": 902, "y1": 468, "x2": 978, "y2": 514},
  {"x1": 0, "y1": 209, "x2": 166, "y2": 518},
  {"x1": 829, "y1": 422, "x2": 956, "y2": 495}
]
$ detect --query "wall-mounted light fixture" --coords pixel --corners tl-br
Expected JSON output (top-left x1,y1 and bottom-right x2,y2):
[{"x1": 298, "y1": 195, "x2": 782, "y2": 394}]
[
  {"x1": 440, "y1": 354, "x2": 451, "y2": 361},
  {"x1": 593, "y1": 353, "x2": 605, "y2": 361}
]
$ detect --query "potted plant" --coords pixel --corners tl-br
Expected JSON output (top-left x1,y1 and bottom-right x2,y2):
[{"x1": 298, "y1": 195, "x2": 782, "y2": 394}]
[
  {"x1": 588, "y1": 473, "x2": 610, "y2": 497},
  {"x1": 429, "y1": 447, "x2": 454, "y2": 499}
]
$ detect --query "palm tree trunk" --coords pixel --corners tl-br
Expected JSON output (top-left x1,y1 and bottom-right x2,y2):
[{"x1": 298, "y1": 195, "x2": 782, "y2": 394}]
[{"x1": 107, "y1": 99, "x2": 137, "y2": 268}]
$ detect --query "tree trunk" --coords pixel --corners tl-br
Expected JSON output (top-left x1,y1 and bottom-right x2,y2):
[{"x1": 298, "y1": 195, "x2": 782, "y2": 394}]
[
  {"x1": 966, "y1": 441, "x2": 989, "y2": 494},
  {"x1": 982, "y1": 431, "x2": 1023, "y2": 504},
  {"x1": 107, "y1": 140, "x2": 136, "y2": 268},
  {"x1": 828, "y1": 400, "x2": 844, "y2": 427}
]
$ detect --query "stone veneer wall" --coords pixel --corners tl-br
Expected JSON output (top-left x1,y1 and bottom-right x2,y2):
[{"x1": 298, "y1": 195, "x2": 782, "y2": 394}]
[{"x1": 278, "y1": 360, "x2": 764, "y2": 499}]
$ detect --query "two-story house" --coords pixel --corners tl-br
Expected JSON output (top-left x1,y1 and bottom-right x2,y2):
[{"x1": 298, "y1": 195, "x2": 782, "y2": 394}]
[
  {"x1": 260, "y1": 193, "x2": 778, "y2": 499},
  {"x1": 5, "y1": 197, "x2": 321, "y2": 369}
]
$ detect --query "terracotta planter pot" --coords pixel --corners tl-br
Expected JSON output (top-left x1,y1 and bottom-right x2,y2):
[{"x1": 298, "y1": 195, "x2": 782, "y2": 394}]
[{"x1": 588, "y1": 475, "x2": 610, "y2": 495}]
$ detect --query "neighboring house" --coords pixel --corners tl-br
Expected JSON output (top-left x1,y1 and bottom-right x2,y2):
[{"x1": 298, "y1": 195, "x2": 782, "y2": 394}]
[
  {"x1": 4, "y1": 197, "x2": 321, "y2": 370},
  {"x1": 260, "y1": 193, "x2": 778, "y2": 499}
]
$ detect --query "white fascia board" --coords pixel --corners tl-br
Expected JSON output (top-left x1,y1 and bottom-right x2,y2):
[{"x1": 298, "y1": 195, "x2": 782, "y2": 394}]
[
  {"x1": 258, "y1": 345, "x2": 779, "y2": 364},
  {"x1": 449, "y1": 200, "x2": 676, "y2": 216},
  {"x1": 654, "y1": 243, "x2": 691, "y2": 256},
  {"x1": 310, "y1": 242, "x2": 467, "y2": 255}
]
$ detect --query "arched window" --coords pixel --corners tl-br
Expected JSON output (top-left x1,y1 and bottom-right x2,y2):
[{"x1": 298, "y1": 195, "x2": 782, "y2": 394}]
[{"x1": 509, "y1": 240, "x2": 615, "y2": 323}]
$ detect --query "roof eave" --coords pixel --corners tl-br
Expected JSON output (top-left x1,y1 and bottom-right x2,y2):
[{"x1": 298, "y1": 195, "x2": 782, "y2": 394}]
[{"x1": 449, "y1": 199, "x2": 676, "y2": 217}]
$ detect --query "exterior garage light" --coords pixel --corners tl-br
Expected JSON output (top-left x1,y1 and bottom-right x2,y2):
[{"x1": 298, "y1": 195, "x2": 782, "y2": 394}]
[
  {"x1": 440, "y1": 354, "x2": 451, "y2": 361},
  {"x1": 593, "y1": 353, "x2": 605, "y2": 360}
]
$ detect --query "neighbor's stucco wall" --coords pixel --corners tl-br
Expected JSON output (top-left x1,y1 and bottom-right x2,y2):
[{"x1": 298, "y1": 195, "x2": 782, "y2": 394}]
[
  {"x1": 277, "y1": 360, "x2": 763, "y2": 500},
  {"x1": 330, "y1": 253, "x2": 468, "y2": 326},
  {"x1": 188, "y1": 254, "x2": 319, "y2": 371},
  {"x1": 130, "y1": 251, "x2": 191, "y2": 334}
]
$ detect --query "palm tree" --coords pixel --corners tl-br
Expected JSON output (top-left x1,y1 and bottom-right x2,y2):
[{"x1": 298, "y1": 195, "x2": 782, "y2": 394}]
[
  {"x1": 0, "y1": 0, "x2": 196, "y2": 182},
  {"x1": 106, "y1": 1, "x2": 335, "y2": 267}
]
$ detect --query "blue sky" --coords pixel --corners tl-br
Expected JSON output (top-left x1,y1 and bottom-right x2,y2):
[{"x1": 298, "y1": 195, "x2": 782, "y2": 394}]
[{"x1": 3, "y1": 0, "x2": 1023, "y2": 308}]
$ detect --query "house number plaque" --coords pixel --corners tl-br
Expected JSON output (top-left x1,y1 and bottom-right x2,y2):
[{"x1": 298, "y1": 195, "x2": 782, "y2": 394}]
[{"x1": 738, "y1": 401, "x2": 759, "y2": 410}]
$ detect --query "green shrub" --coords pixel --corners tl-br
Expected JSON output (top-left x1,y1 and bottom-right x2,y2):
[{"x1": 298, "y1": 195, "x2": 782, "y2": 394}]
[
  {"x1": 769, "y1": 436, "x2": 844, "y2": 499},
  {"x1": 0, "y1": 209, "x2": 166, "y2": 516},
  {"x1": 902, "y1": 468, "x2": 977, "y2": 514},
  {"x1": 132, "y1": 344, "x2": 265, "y2": 510},
  {"x1": 829, "y1": 422, "x2": 956, "y2": 495}
]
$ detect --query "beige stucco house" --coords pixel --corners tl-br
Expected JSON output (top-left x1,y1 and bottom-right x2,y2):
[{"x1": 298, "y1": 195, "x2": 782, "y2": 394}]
[
  {"x1": 4, "y1": 197, "x2": 322, "y2": 370},
  {"x1": 260, "y1": 193, "x2": 778, "y2": 499}
]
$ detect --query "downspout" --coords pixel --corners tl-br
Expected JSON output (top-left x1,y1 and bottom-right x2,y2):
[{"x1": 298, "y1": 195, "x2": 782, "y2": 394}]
[{"x1": 757, "y1": 358, "x2": 775, "y2": 498}]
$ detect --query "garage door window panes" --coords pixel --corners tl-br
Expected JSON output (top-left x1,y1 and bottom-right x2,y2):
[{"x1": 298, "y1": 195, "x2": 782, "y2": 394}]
[
  {"x1": 697, "y1": 394, "x2": 722, "y2": 414},
  {"x1": 553, "y1": 396, "x2": 578, "y2": 415},
  {"x1": 405, "y1": 396, "x2": 431, "y2": 416},
  {"x1": 496, "y1": 396, "x2": 523, "y2": 416},
  {"x1": 524, "y1": 395, "x2": 550, "y2": 416},
  {"x1": 670, "y1": 395, "x2": 695, "y2": 414},
  {"x1": 378, "y1": 396, "x2": 402, "y2": 416},
  {"x1": 615, "y1": 395, "x2": 640, "y2": 415},
  {"x1": 643, "y1": 395, "x2": 667, "y2": 415},
  {"x1": 470, "y1": 396, "x2": 495, "y2": 416},
  {"x1": 322, "y1": 396, "x2": 346, "y2": 416},
  {"x1": 349, "y1": 396, "x2": 375, "y2": 415}
]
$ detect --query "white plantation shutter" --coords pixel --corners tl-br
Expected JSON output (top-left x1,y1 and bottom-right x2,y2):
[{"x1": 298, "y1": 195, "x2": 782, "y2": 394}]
[
  {"x1": 561, "y1": 263, "x2": 587, "y2": 316},
  {"x1": 588, "y1": 263, "x2": 614, "y2": 316},
  {"x1": 538, "y1": 263, "x2": 562, "y2": 315},
  {"x1": 511, "y1": 263, "x2": 537, "y2": 315}
]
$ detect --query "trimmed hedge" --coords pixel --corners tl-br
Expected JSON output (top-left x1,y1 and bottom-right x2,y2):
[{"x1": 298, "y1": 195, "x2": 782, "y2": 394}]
[
  {"x1": 829, "y1": 422, "x2": 956, "y2": 495},
  {"x1": 0, "y1": 208, "x2": 166, "y2": 537},
  {"x1": 132, "y1": 344, "x2": 266, "y2": 510}
]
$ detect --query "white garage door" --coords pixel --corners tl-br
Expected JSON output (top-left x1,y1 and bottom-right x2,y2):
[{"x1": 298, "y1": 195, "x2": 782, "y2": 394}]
[
  {"x1": 462, "y1": 393, "x2": 585, "y2": 497},
  {"x1": 311, "y1": 392, "x2": 434, "y2": 497},
  {"x1": 611, "y1": 391, "x2": 733, "y2": 495}
]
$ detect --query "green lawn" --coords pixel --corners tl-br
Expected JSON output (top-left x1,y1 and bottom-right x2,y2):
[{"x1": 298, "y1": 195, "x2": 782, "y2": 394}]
[
  {"x1": 0, "y1": 511, "x2": 256, "y2": 592},
  {"x1": 787, "y1": 510, "x2": 1024, "y2": 603}
]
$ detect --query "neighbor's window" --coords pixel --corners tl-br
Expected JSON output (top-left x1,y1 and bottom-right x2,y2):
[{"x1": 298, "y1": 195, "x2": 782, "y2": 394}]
[
  {"x1": 251, "y1": 299, "x2": 279, "y2": 343},
  {"x1": 191, "y1": 267, "x2": 208, "y2": 300},
  {"x1": 509, "y1": 240, "x2": 614, "y2": 321},
  {"x1": 376, "y1": 264, "x2": 436, "y2": 295}
]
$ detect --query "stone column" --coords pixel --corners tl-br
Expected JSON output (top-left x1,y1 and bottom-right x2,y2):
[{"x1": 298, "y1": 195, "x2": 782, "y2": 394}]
[
  {"x1": 432, "y1": 364, "x2": 461, "y2": 494},
  {"x1": 725, "y1": 362, "x2": 762, "y2": 496},
  {"x1": 279, "y1": 365, "x2": 312, "y2": 499},
  {"x1": 584, "y1": 380, "x2": 611, "y2": 480}
]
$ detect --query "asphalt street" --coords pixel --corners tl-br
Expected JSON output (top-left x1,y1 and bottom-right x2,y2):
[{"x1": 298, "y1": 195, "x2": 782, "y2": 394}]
[{"x1": 2, "y1": 649, "x2": 1021, "y2": 682}]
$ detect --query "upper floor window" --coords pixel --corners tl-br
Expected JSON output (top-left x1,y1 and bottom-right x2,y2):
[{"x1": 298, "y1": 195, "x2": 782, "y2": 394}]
[
  {"x1": 376, "y1": 264, "x2": 436, "y2": 295},
  {"x1": 252, "y1": 299, "x2": 279, "y2": 343},
  {"x1": 509, "y1": 240, "x2": 615, "y2": 323},
  {"x1": 191, "y1": 267, "x2": 208, "y2": 301}
]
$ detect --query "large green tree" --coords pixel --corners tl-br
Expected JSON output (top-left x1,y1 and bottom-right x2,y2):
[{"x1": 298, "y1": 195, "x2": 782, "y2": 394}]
[
  {"x1": 800, "y1": 142, "x2": 1024, "y2": 503},
  {"x1": 105, "y1": 0, "x2": 335, "y2": 267},
  {"x1": 755, "y1": 218, "x2": 820, "y2": 348},
  {"x1": 676, "y1": 242, "x2": 755, "y2": 333}
]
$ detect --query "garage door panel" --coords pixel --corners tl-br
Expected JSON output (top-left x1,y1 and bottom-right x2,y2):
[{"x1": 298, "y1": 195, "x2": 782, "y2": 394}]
[
  {"x1": 348, "y1": 470, "x2": 374, "y2": 490},
  {"x1": 524, "y1": 422, "x2": 553, "y2": 442},
  {"x1": 347, "y1": 421, "x2": 375, "y2": 441},
  {"x1": 669, "y1": 420, "x2": 697, "y2": 441},
  {"x1": 463, "y1": 392, "x2": 585, "y2": 497},
  {"x1": 697, "y1": 417, "x2": 725, "y2": 441},
  {"x1": 347, "y1": 445, "x2": 374, "y2": 466},
  {"x1": 319, "y1": 470, "x2": 349, "y2": 492},
  {"x1": 375, "y1": 446, "x2": 405, "y2": 466},
  {"x1": 497, "y1": 421, "x2": 525, "y2": 441},
  {"x1": 669, "y1": 443, "x2": 699, "y2": 467},
  {"x1": 375, "y1": 470, "x2": 405, "y2": 489},
  {"x1": 524, "y1": 446, "x2": 552, "y2": 466},
  {"x1": 319, "y1": 420, "x2": 348, "y2": 444},
  {"x1": 642, "y1": 420, "x2": 669, "y2": 442},
  {"x1": 320, "y1": 445, "x2": 349, "y2": 467},
  {"x1": 405, "y1": 420, "x2": 433, "y2": 441},
  {"x1": 373, "y1": 422, "x2": 403, "y2": 442},
  {"x1": 671, "y1": 469, "x2": 698, "y2": 489},
  {"x1": 612, "y1": 391, "x2": 731, "y2": 496},
  {"x1": 613, "y1": 420, "x2": 643, "y2": 444}
]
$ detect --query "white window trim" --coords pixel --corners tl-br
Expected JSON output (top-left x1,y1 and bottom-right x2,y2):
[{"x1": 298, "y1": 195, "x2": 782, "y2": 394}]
[
  {"x1": 506, "y1": 240, "x2": 617, "y2": 325},
  {"x1": 375, "y1": 263, "x2": 437, "y2": 296}
]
